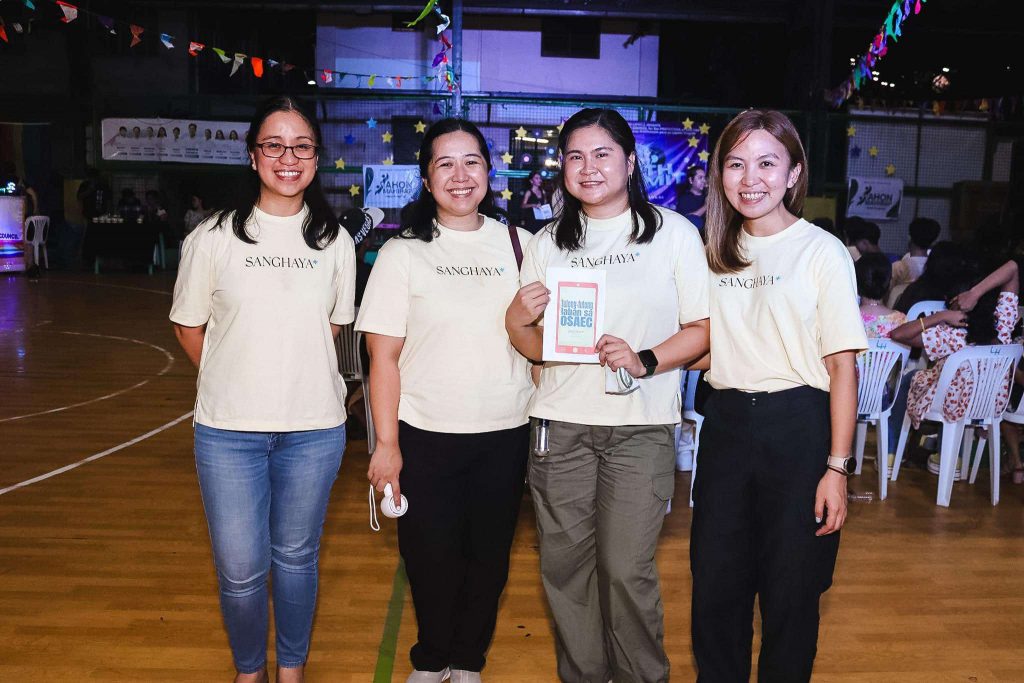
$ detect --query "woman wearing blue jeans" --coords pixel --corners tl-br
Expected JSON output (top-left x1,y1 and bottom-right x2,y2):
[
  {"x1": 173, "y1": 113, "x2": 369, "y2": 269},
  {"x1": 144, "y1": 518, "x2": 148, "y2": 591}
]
[{"x1": 171, "y1": 95, "x2": 356, "y2": 683}]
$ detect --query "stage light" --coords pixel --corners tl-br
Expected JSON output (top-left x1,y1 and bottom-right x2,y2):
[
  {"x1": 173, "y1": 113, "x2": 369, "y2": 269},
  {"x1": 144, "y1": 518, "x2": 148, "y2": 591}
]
[{"x1": 521, "y1": 153, "x2": 533, "y2": 164}]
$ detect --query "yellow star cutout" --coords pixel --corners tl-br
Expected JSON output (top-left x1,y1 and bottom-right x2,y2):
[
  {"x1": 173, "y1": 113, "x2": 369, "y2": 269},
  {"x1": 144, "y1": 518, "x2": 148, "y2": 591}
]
[
  {"x1": 501, "y1": 151, "x2": 513, "y2": 164},
  {"x1": 556, "y1": 121, "x2": 564, "y2": 132},
  {"x1": 885, "y1": 163, "x2": 896, "y2": 176},
  {"x1": 846, "y1": 125, "x2": 856, "y2": 137},
  {"x1": 414, "y1": 120, "x2": 427, "y2": 134},
  {"x1": 500, "y1": 188, "x2": 513, "y2": 201},
  {"x1": 698, "y1": 123, "x2": 710, "y2": 135},
  {"x1": 698, "y1": 150, "x2": 710, "y2": 163},
  {"x1": 688, "y1": 137, "x2": 699, "y2": 148},
  {"x1": 334, "y1": 157, "x2": 346, "y2": 170},
  {"x1": 868, "y1": 146, "x2": 879, "y2": 157},
  {"x1": 415, "y1": 150, "x2": 421, "y2": 160},
  {"x1": 382, "y1": 131, "x2": 393, "y2": 143},
  {"x1": 682, "y1": 117, "x2": 694, "y2": 130},
  {"x1": 348, "y1": 184, "x2": 360, "y2": 197},
  {"x1": 515, "y1": 126, "x2": 528, "y2": 139}
]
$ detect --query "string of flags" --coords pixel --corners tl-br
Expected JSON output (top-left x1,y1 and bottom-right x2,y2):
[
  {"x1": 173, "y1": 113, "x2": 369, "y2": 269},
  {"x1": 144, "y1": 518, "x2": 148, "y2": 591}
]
[
  {"x1": 0, "y1": 0, "x2": 460, "y2": 91},
  {"x1": 827, "y1": 0, "x2": 927, "y2": 107}
]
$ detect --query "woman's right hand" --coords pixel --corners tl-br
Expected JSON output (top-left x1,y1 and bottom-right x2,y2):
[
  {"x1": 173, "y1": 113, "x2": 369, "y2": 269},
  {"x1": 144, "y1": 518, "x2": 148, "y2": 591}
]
[
  {"x1": 368, "y1": 441, "x2": 404, "y2": 504},
  {"x1": 506, "y1": 282, "x2": 550, "y2": 328},
  {"x1": 939, "y1": 309, "x2": 968, "y2": 327}
]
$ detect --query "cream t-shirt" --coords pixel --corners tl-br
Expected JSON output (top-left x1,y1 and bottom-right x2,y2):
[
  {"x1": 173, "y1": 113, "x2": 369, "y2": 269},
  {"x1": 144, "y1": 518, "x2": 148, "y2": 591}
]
[
  {"x1": 522, "y1": 207, "x2": 710, "y2": 426},
  {"x1": 170, "y1": 206, "x2": 356, "y2": 431},
  {"x1": 355, "y1": 216, "x2": 533, "y2": 434},
  {"x1": 706, "y1": 218, "x2": 867, "y2": 393}
]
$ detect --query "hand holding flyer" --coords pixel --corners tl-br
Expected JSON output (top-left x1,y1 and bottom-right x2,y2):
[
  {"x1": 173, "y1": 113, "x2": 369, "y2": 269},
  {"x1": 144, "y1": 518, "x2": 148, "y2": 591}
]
[{"x1": 542, "y1": 267, "x2": 606, "y2": 363}]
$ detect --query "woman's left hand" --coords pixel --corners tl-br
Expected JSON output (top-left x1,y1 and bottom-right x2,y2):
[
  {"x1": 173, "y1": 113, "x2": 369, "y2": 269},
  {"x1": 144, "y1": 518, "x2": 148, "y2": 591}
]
[
  {"x1": 814, "y1": 470, "x2": 848, "y2": 536},
  {"x1": 596, "y1": 335, "x2": 644, "y2": 378}
]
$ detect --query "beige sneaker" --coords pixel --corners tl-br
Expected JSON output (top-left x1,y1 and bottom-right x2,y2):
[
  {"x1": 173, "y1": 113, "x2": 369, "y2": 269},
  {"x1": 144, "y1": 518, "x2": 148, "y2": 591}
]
[
  {"x1": 449, "y1": 671, "x2": 482, "y2": 683},
  {"x1": 926, "y1": 452, "x2": 962, "y2": 480},
  {"x1": 406, "y1": 668, "x2": 451, "y2": 683}
]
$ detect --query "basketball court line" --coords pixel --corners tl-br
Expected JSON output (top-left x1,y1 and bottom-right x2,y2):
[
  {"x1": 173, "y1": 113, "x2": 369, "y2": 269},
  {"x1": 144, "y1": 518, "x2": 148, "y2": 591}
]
[
  {"x1": 0, "y1": 410, "x2": 194, "y2": 497},
  {"x1": 0, "y1": 331, "x2": 176, "y2": 423}
]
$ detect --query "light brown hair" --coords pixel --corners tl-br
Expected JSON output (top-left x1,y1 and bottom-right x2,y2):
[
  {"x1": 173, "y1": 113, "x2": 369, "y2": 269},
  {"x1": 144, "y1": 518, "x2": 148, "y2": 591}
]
[{"x1": 705, "y1": 109, "x2": 808, "y2": 274}]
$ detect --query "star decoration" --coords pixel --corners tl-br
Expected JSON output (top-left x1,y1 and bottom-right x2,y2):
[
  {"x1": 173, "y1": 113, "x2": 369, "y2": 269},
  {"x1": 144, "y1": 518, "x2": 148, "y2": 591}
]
[
  {"x1": 514, "y1": 126, "x2": 528, "y2": 139},
  {"x1": 682, "y1": 117, "x2": 694, "y2": 130},
  {"x1": 688, "y1": 137, "x2": 700, "y2": 148},
  {"x1": 698, "y1": 123, "x2": 710, "y2": 135},
  {"x1": 383, "y1": 157, "x2": 394, "y2": 165},
  {"x1": 414, "y1": 120, "x2": 427, "y2": 134},
  {"x1": 500, "y1": 188, "x2": 513, "y2": 201},
  {"x1": 344, "y1": 134, "x2": 356, "y2": 144},
  {"x1": 849, "y1": 145, "x2": 862, "y2": 159},
  {"x1": 868, "y1": 146, "x2": 879, "y2": 157},
  {"x1": 556, "y1": 121, "x2": 565, "y2": 132},
  {"x1": 846, "y1": 125, "x2": 856, "y2": 137},
  {"x1": 501, "y1": 151, "x2": 513, "y2": 164},
  {"x1": 885, "y1": 163, "x2": 896, "y2": 176},
  {"x1": 366, "y1": 118, "x2": 377, "y2": 129},
  {"x1": 415, "y1": 150, "x2": 421, "y2": 160},
  {"x1": 698, "y1": 150, "x2": 710, "y2": 163},
  {"x1": 334, "y1": 157, "x2": 346, "y2": 170},
  {"x1": 382, "y1": 131, "x2": 393, "y2": 143},
  {"x1": 348, "y1": 184, "x2": 361, "y2": 197}
]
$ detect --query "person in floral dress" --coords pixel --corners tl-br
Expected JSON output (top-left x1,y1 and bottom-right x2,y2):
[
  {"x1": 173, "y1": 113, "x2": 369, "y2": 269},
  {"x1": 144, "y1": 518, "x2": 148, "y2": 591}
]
[{"x1": 857, "y1": 253, "x2": 907, "y2": 338}]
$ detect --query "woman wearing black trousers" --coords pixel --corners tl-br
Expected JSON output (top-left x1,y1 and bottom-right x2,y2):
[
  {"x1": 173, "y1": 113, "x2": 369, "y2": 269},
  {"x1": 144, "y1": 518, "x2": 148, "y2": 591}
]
[{"x1": 690, "y1": 109, "x2": 866, "y2": 682}]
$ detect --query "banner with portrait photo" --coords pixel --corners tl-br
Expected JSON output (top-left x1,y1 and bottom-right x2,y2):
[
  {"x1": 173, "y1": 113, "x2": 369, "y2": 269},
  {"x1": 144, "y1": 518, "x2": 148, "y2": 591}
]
[
  {"x1": 363, "y1": 165, "x2": 422, "y2": 209},
  {"x1": 846, "y1": 176, "x2": 903, "y2": 221},
  {"x1": 101, "y1": 118, "x2": 249, "y2": 165},
  {"x1": 630, "y1": 122, "x2": 707, "y2": 209}
]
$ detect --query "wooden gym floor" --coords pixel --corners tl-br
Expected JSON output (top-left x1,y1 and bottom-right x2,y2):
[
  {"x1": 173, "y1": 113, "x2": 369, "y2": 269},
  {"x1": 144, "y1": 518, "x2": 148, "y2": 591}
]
[{"x1": 1, "y1": 272, "x2": 1023, "y2": 682}]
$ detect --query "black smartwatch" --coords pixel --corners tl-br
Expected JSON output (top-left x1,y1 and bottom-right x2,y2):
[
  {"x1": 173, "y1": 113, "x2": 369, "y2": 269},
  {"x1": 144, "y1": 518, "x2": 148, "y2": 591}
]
[{"x1": 637, "y1": 349, "x2": 658, "y2": 378}]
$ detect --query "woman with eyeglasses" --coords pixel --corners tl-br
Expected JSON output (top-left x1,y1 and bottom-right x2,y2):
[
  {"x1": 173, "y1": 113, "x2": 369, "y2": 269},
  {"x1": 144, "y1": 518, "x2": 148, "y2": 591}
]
[{"x1": 170, "y1": 95, "x2": 355, "y2": 683}]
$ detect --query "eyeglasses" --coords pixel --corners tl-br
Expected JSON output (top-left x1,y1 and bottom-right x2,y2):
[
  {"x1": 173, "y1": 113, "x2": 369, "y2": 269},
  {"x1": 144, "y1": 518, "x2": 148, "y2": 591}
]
[{"x1": 254, "y1": 142, "x2": 319, "y2": 160}]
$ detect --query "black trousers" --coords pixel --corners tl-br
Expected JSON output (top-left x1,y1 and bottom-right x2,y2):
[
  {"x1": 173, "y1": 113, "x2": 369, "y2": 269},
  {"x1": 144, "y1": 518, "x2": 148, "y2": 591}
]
[
  {"x1": 397, "y1": 421, "x2": 530, "y2": 672},
  {"x1": 690, "y1": 387, "x2": 840, "y2": 683}
]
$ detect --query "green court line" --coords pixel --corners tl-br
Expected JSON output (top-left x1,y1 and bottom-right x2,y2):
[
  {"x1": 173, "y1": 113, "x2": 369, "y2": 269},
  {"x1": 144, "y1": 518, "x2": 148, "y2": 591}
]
[{"x1": 373, "y1": 559, "x2": 408, "y2": 683}]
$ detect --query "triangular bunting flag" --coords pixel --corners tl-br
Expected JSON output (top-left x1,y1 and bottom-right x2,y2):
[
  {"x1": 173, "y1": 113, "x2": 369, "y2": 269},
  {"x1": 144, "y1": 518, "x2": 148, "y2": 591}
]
[
  {"x1": 266, "y1": 59, "x2": 279, "y2": 69},
  {"x1": 394, "y1": 76, "x2": 403, "y2": 88},
  {"x1": 160, "y1": 33, "x2": 174, "y2": 49},
  {"x1": 386, "y1": 77, "x2": 395, "y2": 88},
  {"x1": 130, "y1": 25, "x2": 144, "y2": 47},
  {"x1": 282, "y1": 63, "x2": 295, "y2": 73},
  {"x1": 251, "y1": 57, "x2": 264, "y2": 78},
  {"x1": 212, "y1": 47, "x2": 230, "y2": 63},
  {"x1": 230, "y1": 53, "x2": 245, "y2": 77},
  {"x1": 13, "y1": 22, "x2": 24, "y2": 34},
  {"x1": 368, "y1": 74, "x2": 377, "y2": 88},
  {"x1": 188, "y1": 41, "x2": 204, "y2": 57},
  {"x1": 56, "y1": 2, "x2": 78, "y2": 23},
  {"x1": 321, "y1": 70, "x2": 333, "y2": 83},
  {"x1": 0, "y1": 19, "x2": 8, "y2": 44},
  {"x1": 98, "y1": 16, "x2": 116, "y2": 34},
  {"x1": 24, "y1": 0, "x2": 37, "y2": 10}
]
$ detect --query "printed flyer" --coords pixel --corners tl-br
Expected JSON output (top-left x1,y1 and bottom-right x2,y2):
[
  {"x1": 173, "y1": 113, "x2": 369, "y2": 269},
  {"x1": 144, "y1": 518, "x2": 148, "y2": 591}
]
[{"x1": 542, "y1": 267, "x2": 606, "y2": 363}]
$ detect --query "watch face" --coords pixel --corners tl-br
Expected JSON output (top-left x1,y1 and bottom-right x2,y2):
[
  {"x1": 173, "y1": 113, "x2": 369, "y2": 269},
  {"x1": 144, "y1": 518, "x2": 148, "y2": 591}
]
[{"x1": 844, "y1": 457, "x2": 857, "y2": 474}]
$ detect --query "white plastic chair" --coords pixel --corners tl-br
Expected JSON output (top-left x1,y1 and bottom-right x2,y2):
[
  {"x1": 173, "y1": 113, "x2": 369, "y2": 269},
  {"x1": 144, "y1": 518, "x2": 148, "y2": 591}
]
[
  {"x1": 905, "y1": 300, "x2": 947, "y2": 322},
  {"x1": 24, "y1": 215, "x2": 50, "y2": 269},
  {"x1": 962, "y1": 371, "x2": 1024, "y2": 486},
  {"x1": 902, "y1": 300, "x2": 946, "y2": 376},
  {"x1": 854, "y1": 338, "x2": 910, "y2": 500},
  {"x1": 892, "y1": 344, "x2": 1022, "y2": 507},
  {"x1": 680, "y1": 370, "x2": 703, "y2": 508}
]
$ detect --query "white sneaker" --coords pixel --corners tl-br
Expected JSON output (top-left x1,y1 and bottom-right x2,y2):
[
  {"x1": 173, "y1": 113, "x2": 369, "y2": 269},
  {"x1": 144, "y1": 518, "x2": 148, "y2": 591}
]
[
  {"x1": 926, "y1": 452, "x2": 962, "y2": 480},
  {"x1": 449, "y1": 671, "x2": 481, "y2": 683},
  {"x1": 406, "y1": 668, "x2": 451, "y2": 683}
]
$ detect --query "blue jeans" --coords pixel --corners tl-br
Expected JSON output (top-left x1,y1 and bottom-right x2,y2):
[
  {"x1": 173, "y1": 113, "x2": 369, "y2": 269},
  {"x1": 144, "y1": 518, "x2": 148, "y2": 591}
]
[{"x1": 194, "y1": 423, "x2": 345, "y2": 673}]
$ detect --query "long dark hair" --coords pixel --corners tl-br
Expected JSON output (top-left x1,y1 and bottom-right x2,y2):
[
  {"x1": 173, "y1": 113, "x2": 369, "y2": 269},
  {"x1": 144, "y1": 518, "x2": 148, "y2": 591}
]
[
  {"x1": 212, "y1": 95, "x2": 340, "y2": 250},
  {"x1": 400, "y1": 118, "x2": 501, "y2": 242},
  {"x1": 705, "y1": 109, "x2": 808, "y2": 274},
  {"x1": 964, "y1": 288, "x2": 1001, "y2": 345},
  {"x1": 552, "y1": 108, "x2": 662, "y2": 252}
]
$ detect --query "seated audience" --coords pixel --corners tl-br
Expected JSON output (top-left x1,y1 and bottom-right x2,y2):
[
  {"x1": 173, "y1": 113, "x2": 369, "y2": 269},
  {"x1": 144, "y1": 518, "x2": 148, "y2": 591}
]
[
  {"x1": 894, "y1": 241, "x2": 971, "y2": 314},
  {"x1": 889, "y1": 217, "x2": 941, "y2": 305},
  {"x1": 846, "y1": 217, "x2": 882, "y2": 260},
  {"x1": 857, "y1": 253, "x2": 906, "y2": 338}
]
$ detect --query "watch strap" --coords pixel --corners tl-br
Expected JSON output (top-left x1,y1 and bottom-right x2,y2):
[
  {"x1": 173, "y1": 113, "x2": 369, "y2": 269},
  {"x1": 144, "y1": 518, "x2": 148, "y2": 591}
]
[{"x1": 637, "y1": 349, "x2": 658, "y2": 378}]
